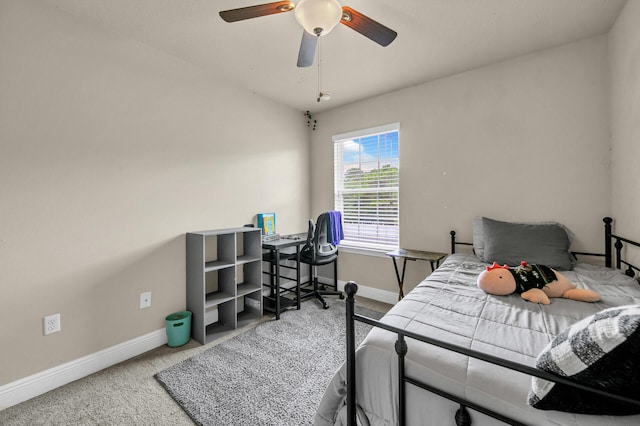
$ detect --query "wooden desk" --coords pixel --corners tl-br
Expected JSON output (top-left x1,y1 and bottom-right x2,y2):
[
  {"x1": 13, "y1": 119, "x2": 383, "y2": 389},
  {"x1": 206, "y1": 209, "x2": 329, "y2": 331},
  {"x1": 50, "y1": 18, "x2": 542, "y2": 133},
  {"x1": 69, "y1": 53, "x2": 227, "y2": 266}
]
[
  {"x1": 386, "y1": 248, "x2": 447, "y2": 300},
  {"x1": 262, "y1": 234, "x2": 307, "y2": 320}
]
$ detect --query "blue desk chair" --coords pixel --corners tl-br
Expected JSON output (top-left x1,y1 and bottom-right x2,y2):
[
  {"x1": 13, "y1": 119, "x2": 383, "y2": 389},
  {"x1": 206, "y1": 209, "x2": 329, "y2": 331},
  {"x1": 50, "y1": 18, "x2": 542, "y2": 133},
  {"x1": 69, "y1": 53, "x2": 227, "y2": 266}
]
[{"x1": 299, "y1": 212, "x2": 344, "y2": 309}]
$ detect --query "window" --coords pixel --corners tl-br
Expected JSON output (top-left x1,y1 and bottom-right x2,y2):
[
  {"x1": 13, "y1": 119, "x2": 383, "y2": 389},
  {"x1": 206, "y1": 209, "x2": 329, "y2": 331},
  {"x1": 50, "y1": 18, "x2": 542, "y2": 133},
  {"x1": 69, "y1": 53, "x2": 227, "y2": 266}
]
[{"x1": 333, "y1": 123, "x2": 399, "y2": 251}]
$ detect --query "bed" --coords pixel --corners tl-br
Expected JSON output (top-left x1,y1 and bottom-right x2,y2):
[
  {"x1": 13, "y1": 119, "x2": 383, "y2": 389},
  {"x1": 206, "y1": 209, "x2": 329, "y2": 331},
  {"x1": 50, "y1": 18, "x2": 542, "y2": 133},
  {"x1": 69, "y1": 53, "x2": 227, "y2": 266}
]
[{"x1": 314, "y1": 217, "x2": 640, "y2": 426}]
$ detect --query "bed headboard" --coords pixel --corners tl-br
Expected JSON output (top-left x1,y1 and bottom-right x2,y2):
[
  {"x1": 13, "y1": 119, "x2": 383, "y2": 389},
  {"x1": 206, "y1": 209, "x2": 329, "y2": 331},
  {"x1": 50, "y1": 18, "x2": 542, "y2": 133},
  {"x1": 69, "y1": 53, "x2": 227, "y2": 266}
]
[
  {"x1": 449, "y1": 230, "x2": 472, "y2": 255},
  {"x1": 450, "y1": 217, "x2": 640, "y2": 280},
  {"x1": 605, "y1": 217, "x2": 640, "y2": 278}
]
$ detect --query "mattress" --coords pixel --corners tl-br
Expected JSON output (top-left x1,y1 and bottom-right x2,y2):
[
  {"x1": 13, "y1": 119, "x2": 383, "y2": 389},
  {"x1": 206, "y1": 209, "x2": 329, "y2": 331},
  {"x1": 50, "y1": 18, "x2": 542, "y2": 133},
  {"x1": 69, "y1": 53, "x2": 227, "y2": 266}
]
[{"x1": 315, "y1": 253, "x2": 640, "y2": 426}]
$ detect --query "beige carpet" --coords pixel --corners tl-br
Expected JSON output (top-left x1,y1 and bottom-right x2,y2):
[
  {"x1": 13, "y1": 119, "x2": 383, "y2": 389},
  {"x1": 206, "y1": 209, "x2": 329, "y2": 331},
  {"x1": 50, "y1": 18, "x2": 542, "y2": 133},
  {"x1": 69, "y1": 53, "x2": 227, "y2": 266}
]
[
  {"x1": 155, "y1": 298, "x2": 383, "y2": 425},
  {"x1": 0, "y1": 297, "x2": 391, "y2": 425}
]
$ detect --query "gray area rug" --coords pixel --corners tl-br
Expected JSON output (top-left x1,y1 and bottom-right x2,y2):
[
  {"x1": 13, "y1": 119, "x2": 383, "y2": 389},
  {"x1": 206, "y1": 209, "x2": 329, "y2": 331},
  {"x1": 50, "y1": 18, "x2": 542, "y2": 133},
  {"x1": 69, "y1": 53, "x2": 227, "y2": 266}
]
[{"x1": 155, "y1": 298, "x2": 383, "y2": 426}]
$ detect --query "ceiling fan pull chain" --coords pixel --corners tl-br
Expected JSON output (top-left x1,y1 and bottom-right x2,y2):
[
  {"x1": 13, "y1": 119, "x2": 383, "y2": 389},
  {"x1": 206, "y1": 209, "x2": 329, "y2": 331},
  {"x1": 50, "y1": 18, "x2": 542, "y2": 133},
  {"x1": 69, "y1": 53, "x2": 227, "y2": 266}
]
[
  {"x1": 316, "y1": 37, "x2": 331, "y2": 103},
  {"x1": 317, "y1": 37, "x2": 322, "y2": 101}
]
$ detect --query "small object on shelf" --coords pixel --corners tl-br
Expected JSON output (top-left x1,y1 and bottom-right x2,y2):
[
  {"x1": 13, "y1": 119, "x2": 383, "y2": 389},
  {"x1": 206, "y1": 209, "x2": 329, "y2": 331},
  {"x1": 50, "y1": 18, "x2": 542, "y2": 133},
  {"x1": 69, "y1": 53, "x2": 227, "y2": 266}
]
[
  {"x1": 262, "y1": 233, "x2": 280, "y2": 242},
  {"x1": 257, "y1": 213, "x2": 276, "y2": 236}
]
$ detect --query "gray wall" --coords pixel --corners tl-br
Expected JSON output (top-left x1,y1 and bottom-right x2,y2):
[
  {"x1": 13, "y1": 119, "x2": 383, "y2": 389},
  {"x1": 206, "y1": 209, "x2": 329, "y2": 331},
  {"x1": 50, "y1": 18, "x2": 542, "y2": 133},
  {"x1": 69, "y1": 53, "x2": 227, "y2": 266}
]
[
  {"x1": 311, "y1": 35, "x2": 612, "y2": 295},
  {"x1": 2, "y1": 0, "x2": 638, "y2": 392},
  {"x1": 0, "y1": 0, "x2": 310, "y2": 385},
  {"x1": 610, "y1": 0, "x2": 640, "y2": 265}
]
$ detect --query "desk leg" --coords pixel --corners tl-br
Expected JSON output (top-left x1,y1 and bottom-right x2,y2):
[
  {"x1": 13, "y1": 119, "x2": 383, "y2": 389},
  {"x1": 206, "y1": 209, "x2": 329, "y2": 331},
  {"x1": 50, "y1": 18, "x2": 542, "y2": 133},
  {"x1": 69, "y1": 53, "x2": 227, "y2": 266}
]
[
  {"x1": 392, "y1": 257, "x2": 406, "y2": 301},
  {"x1": 401, "y1": 258, "x2": 408, "y2": 299},
  {"x1": 429, "y1": 259, "x2": 442, "y2": 272},
  {"x1": 268, "y1": 253, "x2": 275, "y2": 298},
  {"x1": 275, "y1": 248, "x2": 281, "y2": 320},
  {"x1": 295, "y1": 246, "x2": 301, "y2": 310}
]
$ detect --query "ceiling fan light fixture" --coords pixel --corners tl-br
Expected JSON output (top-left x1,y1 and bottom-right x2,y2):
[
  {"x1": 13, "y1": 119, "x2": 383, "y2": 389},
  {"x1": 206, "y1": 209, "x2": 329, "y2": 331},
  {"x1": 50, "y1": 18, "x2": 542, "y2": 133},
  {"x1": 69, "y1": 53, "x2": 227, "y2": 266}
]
[
  {"x1": 294, "y1": 0, "x2": 342, "y2": 36},
  {"x1": 317, "y1": 92, "x2": 332, "y2": 102}
]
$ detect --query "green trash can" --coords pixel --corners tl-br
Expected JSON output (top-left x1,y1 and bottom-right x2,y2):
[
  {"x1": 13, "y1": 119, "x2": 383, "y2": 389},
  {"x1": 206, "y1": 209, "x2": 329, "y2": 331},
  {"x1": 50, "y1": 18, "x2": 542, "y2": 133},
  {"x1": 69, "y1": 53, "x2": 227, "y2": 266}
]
[{"x1": 165, "y1": 311, "x2": 192, "y2": 347}]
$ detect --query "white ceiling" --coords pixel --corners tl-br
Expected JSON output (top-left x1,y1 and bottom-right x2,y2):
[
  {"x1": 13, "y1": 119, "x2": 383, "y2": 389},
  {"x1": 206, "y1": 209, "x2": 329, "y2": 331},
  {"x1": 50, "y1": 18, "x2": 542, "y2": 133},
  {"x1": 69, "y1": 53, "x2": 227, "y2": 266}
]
[{"x1": 40, "y1": 0, "x2": 628, "y2": 113}]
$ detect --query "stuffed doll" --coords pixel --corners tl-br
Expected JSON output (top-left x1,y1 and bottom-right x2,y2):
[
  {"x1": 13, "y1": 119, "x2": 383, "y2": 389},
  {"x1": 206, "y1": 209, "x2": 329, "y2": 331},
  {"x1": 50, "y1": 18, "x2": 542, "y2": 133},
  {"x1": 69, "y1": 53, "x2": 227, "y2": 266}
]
[{"x1": 477, "y1": 261, "x2": 601, "y2": 304}]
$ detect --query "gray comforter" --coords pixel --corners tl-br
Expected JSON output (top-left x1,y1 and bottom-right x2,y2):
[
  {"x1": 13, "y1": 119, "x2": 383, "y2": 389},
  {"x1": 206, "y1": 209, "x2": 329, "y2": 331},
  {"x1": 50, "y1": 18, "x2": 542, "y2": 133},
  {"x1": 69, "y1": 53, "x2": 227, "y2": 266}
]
[{"x1": 315, "y1": 253, "x2": 640, "y2": 426}]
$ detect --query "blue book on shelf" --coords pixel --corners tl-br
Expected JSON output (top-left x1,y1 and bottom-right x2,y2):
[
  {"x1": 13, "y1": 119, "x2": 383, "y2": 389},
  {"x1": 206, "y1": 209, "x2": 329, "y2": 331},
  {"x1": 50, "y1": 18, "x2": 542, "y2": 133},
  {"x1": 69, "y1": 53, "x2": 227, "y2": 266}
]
[{"x1": 257, "y1": 213, "x2": 276, "y2": 236}]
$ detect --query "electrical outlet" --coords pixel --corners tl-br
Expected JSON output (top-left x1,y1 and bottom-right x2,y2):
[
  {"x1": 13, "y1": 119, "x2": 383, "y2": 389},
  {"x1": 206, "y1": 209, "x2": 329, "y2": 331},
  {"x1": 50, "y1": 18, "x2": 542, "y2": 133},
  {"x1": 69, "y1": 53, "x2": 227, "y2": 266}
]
[
  {"x1": 140, "y1": 292, "x2": 152, "y2": 309},
  {"x1": 44, "y1": 313, "x2": 61, "y2": 336}
]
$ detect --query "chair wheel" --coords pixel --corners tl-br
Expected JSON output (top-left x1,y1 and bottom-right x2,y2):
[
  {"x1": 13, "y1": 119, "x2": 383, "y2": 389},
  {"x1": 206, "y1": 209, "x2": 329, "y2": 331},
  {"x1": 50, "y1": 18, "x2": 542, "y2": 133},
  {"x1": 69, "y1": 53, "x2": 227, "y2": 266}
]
[
  {"x1": 323, "y1": 303, "x2": 329, "y2": 310},
  {"x1": 339, "y1": 294, "x2": 345, "y2": 299}
]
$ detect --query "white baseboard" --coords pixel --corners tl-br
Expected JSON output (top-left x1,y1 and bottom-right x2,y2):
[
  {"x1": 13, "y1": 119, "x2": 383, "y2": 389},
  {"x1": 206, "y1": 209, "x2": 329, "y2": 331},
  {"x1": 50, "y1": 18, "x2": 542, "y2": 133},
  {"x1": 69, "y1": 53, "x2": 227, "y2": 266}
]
[
  {"x1": 336, "y1": 280, "x2": 398, "y2": 305},
  {"x1": 0, "y1": 328, "x2": 167, "y2": 411},
  {"x1": 0, "y1": 280, "x2": 394, "y2": 412},
  {"x1": 315, "y1": 274, "x2": 397, "y2": 305}
]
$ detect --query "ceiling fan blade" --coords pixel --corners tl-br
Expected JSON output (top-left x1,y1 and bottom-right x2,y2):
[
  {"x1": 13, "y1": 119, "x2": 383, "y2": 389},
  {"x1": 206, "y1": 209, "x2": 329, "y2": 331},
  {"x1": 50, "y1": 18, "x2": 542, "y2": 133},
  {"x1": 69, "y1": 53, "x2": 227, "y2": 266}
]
[
  {"x1": 340, "y1": 6, "x2": 397, "y2": 47},
  {"x1": 297, "y1": 30, "x2": 318, "y2": 67},
  {"x1": 220, "y1": 1, "x2": 295, "y2": 23}
]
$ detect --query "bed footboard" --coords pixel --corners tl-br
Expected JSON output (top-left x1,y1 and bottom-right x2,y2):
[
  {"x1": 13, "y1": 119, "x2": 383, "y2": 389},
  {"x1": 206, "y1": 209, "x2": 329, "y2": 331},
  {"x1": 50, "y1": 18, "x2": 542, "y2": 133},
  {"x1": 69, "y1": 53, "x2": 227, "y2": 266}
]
[{"x1": 344, "y1": 280, "x2": 640, "y2": 426}]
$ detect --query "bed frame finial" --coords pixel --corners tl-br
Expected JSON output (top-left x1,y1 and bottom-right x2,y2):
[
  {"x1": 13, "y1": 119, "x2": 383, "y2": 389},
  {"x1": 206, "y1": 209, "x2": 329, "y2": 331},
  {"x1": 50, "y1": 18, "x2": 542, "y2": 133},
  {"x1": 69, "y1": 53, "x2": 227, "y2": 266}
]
[
  {"x1": 345, "y1": 281, "x2": 358, "y2": 298},
  {"x1": 455, "y1": 405, "x2": 471, "y2": 426}
]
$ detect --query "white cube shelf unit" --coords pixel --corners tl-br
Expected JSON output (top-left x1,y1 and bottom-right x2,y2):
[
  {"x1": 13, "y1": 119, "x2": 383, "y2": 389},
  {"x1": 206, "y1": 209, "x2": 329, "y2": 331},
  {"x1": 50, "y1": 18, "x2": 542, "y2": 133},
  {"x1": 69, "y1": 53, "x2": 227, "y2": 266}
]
[{"x1": 186, "y1": 227, "x2": 263, "y2": 344}]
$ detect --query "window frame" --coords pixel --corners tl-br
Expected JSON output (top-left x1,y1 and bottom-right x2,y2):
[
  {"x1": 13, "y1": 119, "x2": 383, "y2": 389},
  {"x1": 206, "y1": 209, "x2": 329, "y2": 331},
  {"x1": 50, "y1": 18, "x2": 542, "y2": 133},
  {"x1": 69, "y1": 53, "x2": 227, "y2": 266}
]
[{"x1": 333, "y1": 123, "x2": 400, "y2": 252}]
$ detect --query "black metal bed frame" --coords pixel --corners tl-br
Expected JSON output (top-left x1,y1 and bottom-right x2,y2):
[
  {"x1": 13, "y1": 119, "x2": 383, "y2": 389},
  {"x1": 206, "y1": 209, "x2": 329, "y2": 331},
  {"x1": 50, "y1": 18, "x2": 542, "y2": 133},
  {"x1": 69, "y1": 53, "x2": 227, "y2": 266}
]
[{"x1": 345, "y1": 217, "x2": 640, "y2": 426}]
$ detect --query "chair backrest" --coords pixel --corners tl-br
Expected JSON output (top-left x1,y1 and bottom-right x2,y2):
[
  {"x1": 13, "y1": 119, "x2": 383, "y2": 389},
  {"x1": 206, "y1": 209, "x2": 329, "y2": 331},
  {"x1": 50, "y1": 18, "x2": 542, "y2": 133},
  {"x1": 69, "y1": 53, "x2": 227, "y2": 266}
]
[
  {"x1": 302, "y1": 212, "x2": 337, "y2": 263},
  {"x1": 314, "y1": 212, "x2": 338, "y2": 256}
]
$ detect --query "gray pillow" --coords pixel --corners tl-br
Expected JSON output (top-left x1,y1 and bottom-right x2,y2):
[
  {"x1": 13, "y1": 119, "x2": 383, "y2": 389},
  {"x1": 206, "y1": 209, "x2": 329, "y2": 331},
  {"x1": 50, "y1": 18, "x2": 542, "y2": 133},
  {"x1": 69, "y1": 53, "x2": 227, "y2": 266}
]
[
  {"x1": 472, "y1": 216, "x2": 485, "y2": 259},
  {"x1": 481, "y1": 217, "x2": 574, "y2": 270},
  {"x1": 473, "y1": 217, "x2": 575, "y2": 263}
]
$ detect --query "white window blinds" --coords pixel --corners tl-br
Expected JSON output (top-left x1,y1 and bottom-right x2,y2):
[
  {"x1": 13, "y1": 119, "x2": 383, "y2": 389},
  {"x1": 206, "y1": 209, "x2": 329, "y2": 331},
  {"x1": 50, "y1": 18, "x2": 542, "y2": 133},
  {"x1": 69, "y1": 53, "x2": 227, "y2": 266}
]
[{"x1": 333, "y1": 123, "x2": 399, "y2": 250}]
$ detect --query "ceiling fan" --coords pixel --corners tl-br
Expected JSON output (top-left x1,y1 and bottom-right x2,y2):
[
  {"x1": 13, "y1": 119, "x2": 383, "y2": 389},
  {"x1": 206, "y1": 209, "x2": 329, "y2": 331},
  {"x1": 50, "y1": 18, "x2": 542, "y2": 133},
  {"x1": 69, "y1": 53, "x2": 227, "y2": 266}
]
[{"x1": 219, "y1": 0, "x2": 397, "y2": 67}]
